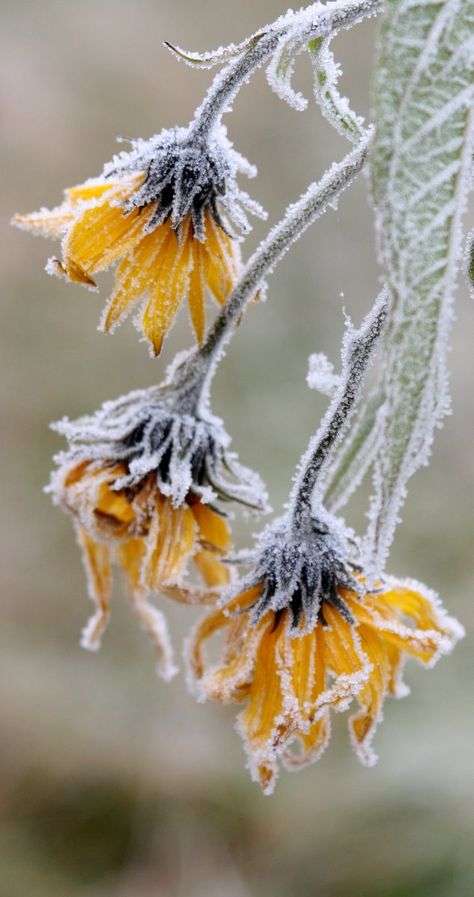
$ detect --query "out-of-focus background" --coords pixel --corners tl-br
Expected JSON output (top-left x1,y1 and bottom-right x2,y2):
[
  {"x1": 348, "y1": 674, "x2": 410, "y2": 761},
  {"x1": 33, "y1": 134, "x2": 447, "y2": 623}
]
[{"x1": 1, "y1": 1, "x2": 473, "y2": 895}]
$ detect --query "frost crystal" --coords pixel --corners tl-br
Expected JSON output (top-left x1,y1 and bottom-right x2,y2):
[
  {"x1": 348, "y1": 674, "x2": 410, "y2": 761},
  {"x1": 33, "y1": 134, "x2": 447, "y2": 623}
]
[
  {"x1": 51, "y1": 382, "x2": 268, "y2": 513},
  {"x1": 105, "y1": 124, "x2": 266, "y2": 240},
  {"x1": 229, "y1": 509, "x2": 362, "y2": 632},
  {"x1": 307, "y1": 352, "x2": 341, "y2": 396}
]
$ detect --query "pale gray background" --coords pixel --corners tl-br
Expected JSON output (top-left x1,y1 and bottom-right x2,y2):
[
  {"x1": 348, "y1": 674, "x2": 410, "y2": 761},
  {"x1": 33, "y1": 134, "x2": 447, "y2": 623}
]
[{"x1": 1, "y1": 2, "x2": 473, "y2": 895}]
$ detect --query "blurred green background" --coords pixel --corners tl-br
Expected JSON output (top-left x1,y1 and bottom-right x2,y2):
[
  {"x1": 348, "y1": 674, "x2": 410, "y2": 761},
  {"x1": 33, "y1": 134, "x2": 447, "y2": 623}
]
[{"x1": 1, "y1": 1, "x2": 473, "y2": 895}]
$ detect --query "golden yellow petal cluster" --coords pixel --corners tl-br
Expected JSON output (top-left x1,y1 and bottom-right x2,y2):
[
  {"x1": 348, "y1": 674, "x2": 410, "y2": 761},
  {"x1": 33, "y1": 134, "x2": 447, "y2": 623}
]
[
  {"x1": 189, "y1": 581, "x2": 460, "y2": 793},
  {"x1": 58, "y1": 460, "x2": 232, "y2": 665},
  {"x1": 14, "y1": 176, "x2": 240, "y2": 355}
]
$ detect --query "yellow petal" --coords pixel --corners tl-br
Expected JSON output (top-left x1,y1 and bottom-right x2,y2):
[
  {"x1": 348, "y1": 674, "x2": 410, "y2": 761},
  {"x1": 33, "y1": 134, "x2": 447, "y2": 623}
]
[
  {"x1": 76, "y1": 525, "x2": 112, "y2": 651},
  {"x1": 51, "y1": 257, "x2": 97, "y2": 286},
  {"x1": 349, "y1": 623, "x2": 389, "y2": 764},
  {"x1": 194, "y1": 548, "x2": 230, "y2": 587},
  {"x1": 188, "y1": 240, "x2": 206, "y2": 343},
  {"x1": 323, "y1": 605, "x2": 364, "y2": 677},
  {"x1": 288, "y1": 627, "x2": 318, "y2": 714},
  {"x1": 141, "y1": 223, "x2": 193, "y2": 355},
  {"x1": 94, "y1": 479, "x2": 136, "y2": 529},
  {"x1": 117, "y1": 537, "x2": 145, "y2": 592},
  {"x1": 13, "y1": 207, "x2": 73, "y2": 238},
  {"x1": 191, "y1": 502, "x2": 232, "y2": 553},
  {"x1": 239, "y1": 615, "x2": 285, "y2": 747},
  {"x1": 144, "y1": 496, "x2": 196, "y2": 589},
  {"x1": 65, "y1": 176, "x2": 141, "y2": 205},
  {"x1": 65, "y1": 192, "x2": 152, "y2": 280},
  {"x1": 352, "y1": 593, "x2": 447, "y2": 666},
  {"x1": 378, "y1": 585, "x2": 442, "y2": 631},
  {"x1": 102, "y1": 221, "x2": 172, "y2": 332},
  {"x1": 284, "y1": 713, "x2": 330, "y2": 769},
  {"x1": 204, "y1": 214, "x2": 238, "y2": 305},
  {"x1": 189, "y1": 586, "x2": 262, "y2": 681}
]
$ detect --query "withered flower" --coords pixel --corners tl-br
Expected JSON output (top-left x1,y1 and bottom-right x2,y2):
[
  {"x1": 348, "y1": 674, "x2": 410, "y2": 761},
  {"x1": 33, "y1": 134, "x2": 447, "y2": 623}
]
[
  {"x1": 14, "y1": 125, "x2": 265, "y2": 355},
  {"x1": 188, "y1": 512, "x2": 463, "y2": 793},
  {"x1": 49, "y1": 376, "x2": 268, "y2": 678}
]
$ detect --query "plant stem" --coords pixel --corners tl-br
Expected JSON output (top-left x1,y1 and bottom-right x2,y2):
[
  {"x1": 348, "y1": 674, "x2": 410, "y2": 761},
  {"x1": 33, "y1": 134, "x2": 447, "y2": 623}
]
[
  {"x1": 185, "y1": 131, "x2": 373, "y2": 406},
  {"x1": 289, "y1": 288, "x2": 388, "y2": 535},
  {"x1": 189, "y1": 0, "x2": 382, "y2": 139}
]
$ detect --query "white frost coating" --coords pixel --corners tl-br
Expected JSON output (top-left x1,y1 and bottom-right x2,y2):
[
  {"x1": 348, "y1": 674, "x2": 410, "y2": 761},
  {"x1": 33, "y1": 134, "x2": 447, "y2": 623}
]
[
  {"x1": 167, "y1": 1, "x2": 381, "y2": 133},
  {"x1": 290, "y1": 288, "x2": 388, "y2": 522},
  {"x1": 50, "y1": 380, "x2": 268, "y2": 513},
  {"x1": 310, "y1": 36, "x2": 366, "y2": 143},
  {"x1": 366, "y1": 0, "x2": 474, "y2": 575},
  {"x1": 323, "y1": 390, "x2": 386, "y2": 513},
  {"x1": 103, "y1": 124, "x2": 266, "y2": 240},
  {"x1": 464, "y1": 228, "x2": 474, "y2": 300},
  {"x1": 127, "y1": 584, "x2": 178, "y2": 681},
  {"x1": 307, "y1": 352, "x2": 341, "y2": 396}
]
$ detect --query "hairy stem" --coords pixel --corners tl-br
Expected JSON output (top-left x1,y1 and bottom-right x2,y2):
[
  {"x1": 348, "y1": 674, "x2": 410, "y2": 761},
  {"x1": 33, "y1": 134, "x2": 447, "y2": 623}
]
[
  {"x1": 289, "y1": 288, "x2": 388, "y2": 534},
  {"x1": 171, "y1": 132, "x2": 372, "y2": 415},
  {"x1": 190, "y1": 0, "x2": 381, "y2": 139},
  {"x1": 193, "y1": 131, "x2": 373, "y2": 394}
]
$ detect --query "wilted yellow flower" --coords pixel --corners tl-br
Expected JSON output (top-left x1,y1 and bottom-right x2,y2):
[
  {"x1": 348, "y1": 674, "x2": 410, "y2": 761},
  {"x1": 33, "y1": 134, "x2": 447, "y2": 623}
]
[
  {"x1": 188, "y1": 517, "x2": 463, "y2": 793},
  {"x1": 13, "y1": 126, "x2": 265, "y2": 355},
  {"x1": 55, "y1": 459, "x2": 232, "y2": 678}
]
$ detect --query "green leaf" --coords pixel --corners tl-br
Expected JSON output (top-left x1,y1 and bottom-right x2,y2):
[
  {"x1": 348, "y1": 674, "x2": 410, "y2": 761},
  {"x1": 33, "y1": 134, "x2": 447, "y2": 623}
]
[{"x1": 367, "y1": 0, "x2": 474, "y2": 571}]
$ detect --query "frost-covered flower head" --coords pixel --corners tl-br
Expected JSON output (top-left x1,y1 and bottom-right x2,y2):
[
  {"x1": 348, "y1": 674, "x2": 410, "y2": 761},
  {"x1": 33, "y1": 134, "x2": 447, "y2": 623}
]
[
  {"x1": 189, "y1": 511, "x2": 463, "y2": 793},
  {"x1": 48, "y1": 356, "x2": 268, "y2": 676},
  {"x1": 106, "y1": 125, "x2": 264, "y2": 241},
  {"x1": 12, "y1": 0, "x2": 382, "y2": 356},
  {"x1": 186, "y1": 287, "x2": 461, "y2": 792},
  {"x1": 52, "y1": 361, "x2": 268, "y2": 512},
  {"x1": 13, "y1": 123, "x2": 265, "y2": 356}
]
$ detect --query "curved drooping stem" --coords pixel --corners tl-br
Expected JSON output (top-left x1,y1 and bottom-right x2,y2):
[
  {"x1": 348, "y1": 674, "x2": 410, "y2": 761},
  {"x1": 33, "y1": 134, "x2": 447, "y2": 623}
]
[
  {"x1": 188, "y1": 0, "x2": 382, "y2": 139},
  {"x1": 189, "y1": 33, "x2": 280, "y2": 140},
  {"x1": 172, "y1": 129, "x2": 372, "y2": 412},
  {"x1": 289, "y1": 288, "x2": 388, "y2": 535}
]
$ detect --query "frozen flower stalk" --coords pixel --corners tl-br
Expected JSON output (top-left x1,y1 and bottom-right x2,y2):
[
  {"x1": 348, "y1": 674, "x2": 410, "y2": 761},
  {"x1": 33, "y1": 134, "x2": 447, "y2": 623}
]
[{"x1": 188, "y1": 296, "x2": 464, "y2": 792}]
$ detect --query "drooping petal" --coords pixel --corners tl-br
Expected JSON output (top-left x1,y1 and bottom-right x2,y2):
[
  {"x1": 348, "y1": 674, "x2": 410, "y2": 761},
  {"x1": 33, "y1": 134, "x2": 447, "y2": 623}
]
[
  {"x1": 141, "y1": 222, "x2": 193, "y2": 355},
  {"x1": 194, "y1": 548, "x2": 230, "y2": 587},
  {"x1": 118, "y1": 538, "x2": 177, "y2": 680},
  {"x1": 64, "y1": 189, "x2": 153, "y2": 282},
  {"x1": 204, "y1": 214, "x2": 239, "y2": 305},
  {"x1": 192, "y1": 502, "x2": 232, "y2": 553},
  {"x1": 283, "y1": 712, "x2": 331, "y2": 770},
  {"x1": 348, "y1": 622, "x2": 390, "y2": 766},
  {"x1": 317, "y1": 605, "x2": 370, "y2": 713},
  {"x1": 101, "y1": 221, "x2": 172, "y2": 333},
  {"x1": 188, "y1": 240, "x2": 206, "y2": 343},
  {"x1": 75, "y1": 525, "x2": 112, "y2": 651},
  {"x1": 237, "y1": 615, "x2": 287, "y2": 794},
  {"x1": 188, "y1": 586, "x2": 262, "y2": 683},
  {"x1": 143, "y1": 494, "x2": 196, "y2": 588}
]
